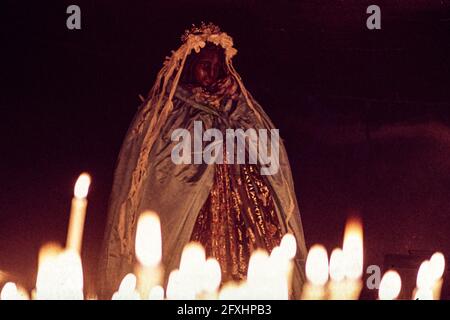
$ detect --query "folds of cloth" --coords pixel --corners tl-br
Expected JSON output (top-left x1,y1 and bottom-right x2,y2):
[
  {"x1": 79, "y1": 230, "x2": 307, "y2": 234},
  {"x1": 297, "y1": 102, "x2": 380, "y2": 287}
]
[
  {"x1": 99, "y1": 73, "x2": 307, "y2": 299},
  {"x1": 190, "y1": 160, "x2": 283, "y2": 283}
]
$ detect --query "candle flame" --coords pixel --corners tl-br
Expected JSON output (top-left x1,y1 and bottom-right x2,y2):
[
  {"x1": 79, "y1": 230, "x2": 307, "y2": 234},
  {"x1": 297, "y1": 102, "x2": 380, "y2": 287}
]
[
  {"x1": 74, "y1": 173, "x2": 91, "y2": 199},
  {"x1": 248, "y1": 249, "x2": 286, "y2": 298},
  {"x1": 36, "y1": 245, "x2": 84, "y2": 300},
  {"x1": 218, "y1": 282, "x2": 240, "y2": 300},
  {"x1": 247, "y1": 249, "x2": 270, "y2": 284},
  {"x1": 343, "y1": 216, "x2": 363, "y2": 279},
  {"x1": 1, "y1": 282, "x2": 28, "y2": 300},
  {"x1": 305, "y1": 244, "x2": 329, "y2": 286},
  {"x1": 280, "y1": 233, "x2": 297, "y2": 259},
  {"x1": 166, "y1": 269, "x2": 195, "y2": 300},
  {"x1": 148, "y1": 285, "x2": 165, "y2": 300},
  {"x1": 1, "y1": 282, "x2": 17, "y2": 300},
  {"x1": 36, "y1": 243, "x2": 63, "y2": 299},
  {"x1": 416, "y1": 260, "x2": 433, "y2": 289},
  {"x1": 118, "y1": 273, "x2": 137, "y2": 292},
  {"x1": 414, "y1": 288, "x2": 433, "y2": 300},
  {"x1": 135, "y1": 211, "x2": 162, "y2": 267},
  {"x1": 166, "y1": 269, "x2": 180, "y2": 299},
  {"x1": 269, "y1": 246, "x2": 291, "y2": 276},
  {"x1": 378, "y1": 270, "x2": 401, "y2": 300},
  {"x1": 179, "y1": 242, "x2": 206, "y2": 274},
  {"x1": 430, "y1": 252, "x2": 445, "y2": 281},
  {"x1": 202, "y1": 258, "x2": 222, "y2": 293},
  {"x1": 58, "y1": 250, "x2": 84, "y2": 297},
  {"x1": 178, "y1": 242, "x2": 207, "y2": 297},
  {"x1": 112, "y1": 273, "x2": 140, "y2": 300},
  {"x1": 329, "y1": 248, "x2": 346, "y2": 281}
]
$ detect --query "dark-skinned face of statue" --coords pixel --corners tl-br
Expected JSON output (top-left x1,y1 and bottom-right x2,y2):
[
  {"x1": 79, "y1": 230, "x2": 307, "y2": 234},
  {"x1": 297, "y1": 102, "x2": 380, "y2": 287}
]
[{"x1": 193, "y1": 49, "x2": 222, "y2": 90}]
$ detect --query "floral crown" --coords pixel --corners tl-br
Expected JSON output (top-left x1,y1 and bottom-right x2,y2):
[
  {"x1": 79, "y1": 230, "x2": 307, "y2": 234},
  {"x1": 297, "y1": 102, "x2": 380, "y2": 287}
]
[
  {"x1": 181, "y1": 22, "x2": 221, "y2": 42},
  {"x1": 180, "y1": 22, "x2": 237, "y2": 59}
]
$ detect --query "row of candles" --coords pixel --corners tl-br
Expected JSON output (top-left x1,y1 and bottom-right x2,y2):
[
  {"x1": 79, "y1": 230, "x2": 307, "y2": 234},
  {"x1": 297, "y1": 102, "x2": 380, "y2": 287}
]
[{"x1": 0, "y1": 173, "x2": 446, "y2": 300}]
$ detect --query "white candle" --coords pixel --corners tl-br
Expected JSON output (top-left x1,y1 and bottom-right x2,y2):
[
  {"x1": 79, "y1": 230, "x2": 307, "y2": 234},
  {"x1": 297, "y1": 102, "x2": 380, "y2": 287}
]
[
  {"x1": 328, "y1": 247, "x2": 349, "y2": 300},
  {"x1": 35, "y1": 243, "x2": 84, "y2": 300},
  {"x1": 269, "y1": 247, "x2": 291, "y2": 300},
  {"x1": 166, "y1": 269, "x2": 195, "y2": 299},
  {"x1": 66, "y1": 173, "x2": 91, "y2": 253},
  {"x1": 35, "y1": 243, "x2": 63, "y2": 299},
  {"x1": 430, "y1": 252, "x2": 445, "y2": 300},
  {"x1": 329, "y1": 248, "x2": 345, "y2": 282},
  {"x1": 302, "y1": 244, "x2": 328, "y2": 300},
  {"x1": 1, "y1": 282, "x2": 29, "y2": 300},
  {"x1": 148, "y1": 285, "x2": 165, "y2": 300},
  {"x1": 112, "y1": 273, "x2": 140, "y2": 300},
  {"x1": 279, "y1": 233, "x2": 297, "y2": 298},
  {"x1": 135, "y1": 211, "x2": 163, "y2": 299},
  {"x1": 339, "y1": 217, "x2": 364, "y2": 300},
  {"x1": 342, "y1": 217, "x2": 364, "y2": 280},
  {"x1": 247, "y1": 249, "x2": 276, "y2": 299},
  {"x1": 413, "y1": 260, "x2": 434, "y2": 300},
  {"x1": 57, "y1": 249, "x2": 84, "y2": 299},
  {"x1": 413, "y1": 253, "x2": 446, "y2": 300},
  {"x1": 197, "y1": 257, "x2": 221, "y2": 299},
  {"x1": 218, "y1": 282, "x2": 241, "y2": 300},
  {"x1": 178, "y1": 242, "x2": 207, "y2": 298}
]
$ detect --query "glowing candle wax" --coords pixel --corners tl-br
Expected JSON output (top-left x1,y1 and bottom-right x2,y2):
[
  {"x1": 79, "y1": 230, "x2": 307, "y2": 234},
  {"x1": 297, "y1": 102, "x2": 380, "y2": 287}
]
[
  {"x1": 302, "y1": 244, "x2": 329, "y2": 300},
  {"x1": 378, "y1": 270, "x2": 401, "y2": 300},
  {"x1": 112, "y1": 273, "x2": 141, "y2": 300},
  {"x1": 1, "y1": 282, "x2": 29, "y2": 300},
  {"x1": 66, "y1": 173, "x2": 91, "y2": 253},
  {"x1": 135, "y1": 211, "x2": 163, "y2": 299},
  {"x1": 429, "y1": 252, "x2": 445, "y2": 300},
  {"x1": 413, "y1": 260, "x2": 434, "y2": 300}
]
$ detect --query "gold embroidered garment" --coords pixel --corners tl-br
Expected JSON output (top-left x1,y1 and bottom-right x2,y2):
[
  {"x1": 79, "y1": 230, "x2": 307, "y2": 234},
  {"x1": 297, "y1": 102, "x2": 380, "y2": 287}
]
[{"x1": 191, "y1": 161, "x2": 282, "y2": 282}]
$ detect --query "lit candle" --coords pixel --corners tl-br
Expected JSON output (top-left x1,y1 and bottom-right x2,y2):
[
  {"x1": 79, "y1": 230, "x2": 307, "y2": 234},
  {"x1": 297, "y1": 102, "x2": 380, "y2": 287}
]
[
  {"x1": 148, "y1": 285, "x2": 165, "y2": 300},
  {"x1": 57, "y1": 249, "x2": 84, "y2": 299},
  {"x1": 218, "y1": 282, "x2": 241, "y2": 300},
  {"x1": 429, "y1": 252, "x2": 445, "y2": 300},
  {"x1": 35, "y1": 243, "x2": 84, "y2": 300},
  {"x1": 269, "y1": 234, "x2": 298, "y2": 300},
  {"x1": 268, "y1": 247, "x2": 291, "y2": 300},
  {"x1": 112, "y1": 273, "x2": 141, "y2": 300},
  {"x1": 413, "y1": 260, "x2": 434, "y2": 300},
  {"x1": 341, "y1": 217, "x2": 364, "y2": 300},
  {"x1": 280, "y1": 234, "x2": 297, "y2": 260},
  {"x1": 378, "y1": 270, "x2": 402, "y2": 300},
  {"x1": 247, "y1": 249, "x2": 274, "y2": 299},
  {"x1": 66, "y1": 173, "x2": 91, "y2": 253},
  {"x1": 35, "y1": 243, "x2": 63, "y2": 299},
  {"x1": 279, "y1": 233, "x2": 297, "y2": 298},
  {"x1": 413, "y1": 252, "x2": 446, "y2": 300},
  {"x1": 329, "y1": 248, "x2": 345, "y2": 281},
  {"x1": 197, "y1": 257, "x2": 221, "y2": 299},
  {"x1": 328, "y1": 217, "x2": 364, "y2": 300},
  {"x1": 135, "y1": 211, "x2": 163, "y2": 299},
  {"x1": 343, "y1": 217, "x2": 364, "y2": 279},
  {"x1": 166, "y1": 269, "x2": 195, "y2": 299},
  {"x1": 328, "y1": 247, "x2": 347, "y2": 299},
  {"x1": 301, "y1": 244, "x2": 329, "y2": 300},
  {"x1": 179, "y1": 242, "x2": 207, "y2": 299},
  {"x1": 0, "y1": 282, "x2": 29, "y2": 300}
]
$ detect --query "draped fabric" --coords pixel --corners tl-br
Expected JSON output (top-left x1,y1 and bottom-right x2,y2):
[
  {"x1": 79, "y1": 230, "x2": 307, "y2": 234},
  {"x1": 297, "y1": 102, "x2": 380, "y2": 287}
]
[
  {"x1": 98, "y1": 31, "x2": 307, "y2": 299},
  {"x1": 190, "y1": 155, "x2": 283, "y2": 283}
]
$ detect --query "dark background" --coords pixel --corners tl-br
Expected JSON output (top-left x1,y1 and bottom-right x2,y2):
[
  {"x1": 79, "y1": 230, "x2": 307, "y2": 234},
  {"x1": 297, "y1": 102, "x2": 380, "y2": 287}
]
[{"x1": 1, "y1": 0, "x2": 450, "y2": 298}]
